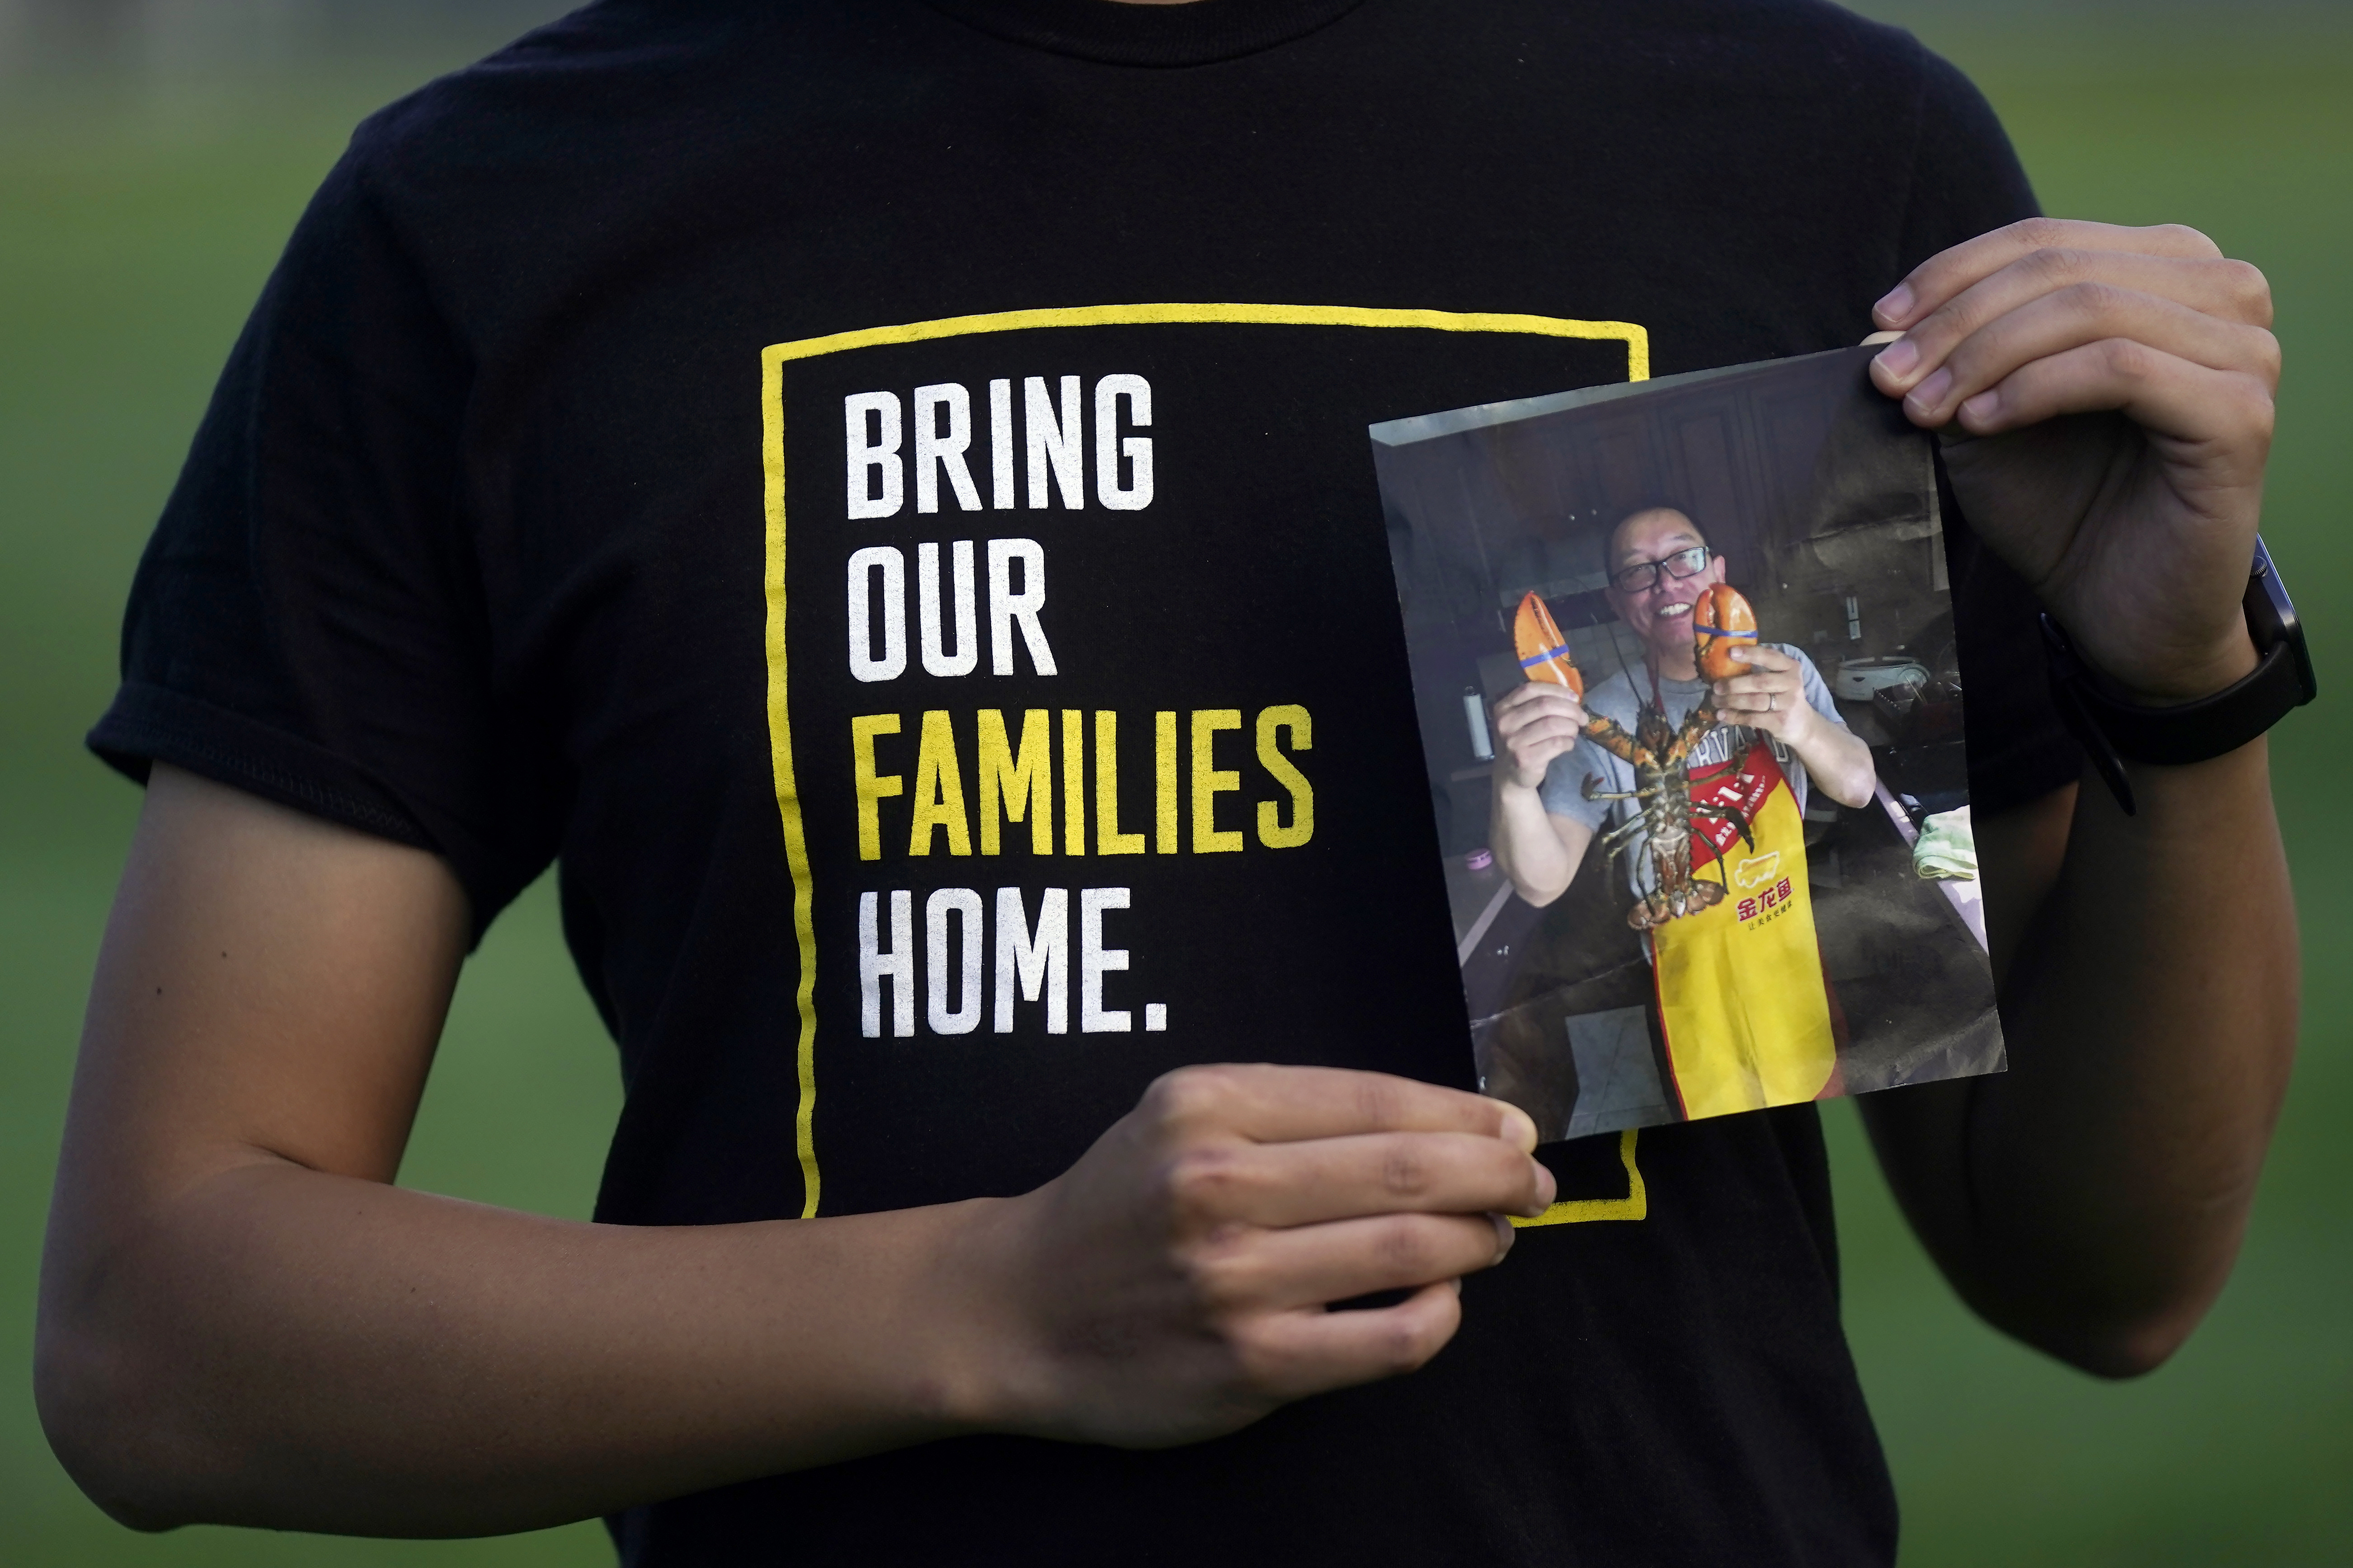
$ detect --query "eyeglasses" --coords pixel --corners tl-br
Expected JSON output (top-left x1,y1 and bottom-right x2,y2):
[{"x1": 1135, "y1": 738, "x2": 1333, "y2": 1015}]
[{"x1": 1611, "y1": 545, "x2": 1712, "y2": 594}]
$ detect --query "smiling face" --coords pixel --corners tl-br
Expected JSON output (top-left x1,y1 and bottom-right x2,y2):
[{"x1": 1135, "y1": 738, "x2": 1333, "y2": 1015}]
[{"x1": 1602, "y1": 507, "x2": 1727, "y2": 680}]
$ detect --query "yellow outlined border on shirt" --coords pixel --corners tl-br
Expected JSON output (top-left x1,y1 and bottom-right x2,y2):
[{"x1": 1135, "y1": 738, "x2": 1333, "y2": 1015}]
[{"x1": 759, "y1": 302, "x2": 1651, "y2": 1224}]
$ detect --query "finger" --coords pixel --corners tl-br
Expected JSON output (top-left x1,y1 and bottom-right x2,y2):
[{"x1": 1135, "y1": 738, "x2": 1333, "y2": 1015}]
[
  {"x1": 1711, "y1": 672, "x2": 1797, "y2": 699},
  {"x1": 1951, "y1": 337, "x2": 2275, "y2": 458},
  {"x1": 1488, "y1": 683, "x2": 1545, "y2": 714},
  {"x1": 1719, "y1": 691, "x2": 1796, "y2": 724},
  {"x1": 1889, "y1": 244, "x2": 2268, "y2": 367},
  {"x1": 1492, "y1": 696, "x2": 1583, "y2": 732},
  {"x1": 1172, "y1": 1130, "x2": 1555, "y2": 1229},
  {"x1": 1498, "y1": 683, "x2": 1585, "y2": 712},
  {"x1": 1142, "y1": 1063, "x2": 1539, "y2": 1149},
  {"x1": 1882, "y1": 279, "x2": 2280, "y2": 424},
  {"x1": 1192, "y1": 1211, "x2": 1508, "y2": 1315},
  {"x1": 1498, "y1": 714, "x2": 1584, "y2": 751},
  {"x1": 1874, "y1": 218, "x2": 2230, "y2": 331},
  {"x1": 1727, "y1": 645, "x2": 1796, "y2": 672},
  {"x1": 1237, "y1": 1281, "x2": 1463, "y2": 1400},
  {"x1": 1491, "y1": 683, "x2": 1581, "y2": 718}
]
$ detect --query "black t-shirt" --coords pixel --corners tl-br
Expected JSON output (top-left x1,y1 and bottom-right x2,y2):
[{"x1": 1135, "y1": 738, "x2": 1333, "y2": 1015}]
[{"x1": 92, "y1": 1, "x2": 2081, "y2": 1562}]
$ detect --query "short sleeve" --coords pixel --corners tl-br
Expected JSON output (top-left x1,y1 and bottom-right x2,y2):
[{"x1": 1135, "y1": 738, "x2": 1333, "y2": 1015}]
[
  {"x1": 1894, "y1": 46, "x2": 2085, "y2": 819},
  {"x1": 88, "y1": 141, "x2": 559, "y2": 936},
  {"x1": 1790, "y1": 646, "x2": 1844, "y2": 729},
  {"x1": 1895, "y1": 49, "x2": 2038, "y2": 278},
  {"x1": 1539, "y1": 746, "x2": 1616, "y2": 833}
]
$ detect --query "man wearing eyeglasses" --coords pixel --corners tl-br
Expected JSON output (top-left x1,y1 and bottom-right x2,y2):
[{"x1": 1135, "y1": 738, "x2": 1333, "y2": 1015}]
[{"x1": 1488, "y1": 507, "x2": 1877, "y2": 909}]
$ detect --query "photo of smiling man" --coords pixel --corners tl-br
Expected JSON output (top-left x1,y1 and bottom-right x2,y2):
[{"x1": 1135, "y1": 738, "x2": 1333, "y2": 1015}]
[
  {"x1": 1374, "y1": 345, "x2": 2014, "y2": 1142},
  {"x1": 1488, "y1": 507, "x2": 1876, "y2": 917},
  {"x1": 1489, "y1": 507, "x2": 1878, "y2": 1117}
]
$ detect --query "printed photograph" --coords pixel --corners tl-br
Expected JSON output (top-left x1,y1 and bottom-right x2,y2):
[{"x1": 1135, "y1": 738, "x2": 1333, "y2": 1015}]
[{"x1": 1373, "y1": 345, "x2": 2004, "y2": 1142}]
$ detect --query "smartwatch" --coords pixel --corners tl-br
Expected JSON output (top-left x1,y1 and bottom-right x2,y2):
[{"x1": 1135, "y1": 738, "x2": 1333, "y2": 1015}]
[{"x1": 2041, "y1": 536, "x2": 2316, "y2": 816}]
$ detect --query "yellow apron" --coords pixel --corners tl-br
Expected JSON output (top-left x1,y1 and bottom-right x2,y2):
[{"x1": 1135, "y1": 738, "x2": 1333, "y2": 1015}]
[{"x1": 1650, "y1": 745, "x2": 1837, "y2": 1120}]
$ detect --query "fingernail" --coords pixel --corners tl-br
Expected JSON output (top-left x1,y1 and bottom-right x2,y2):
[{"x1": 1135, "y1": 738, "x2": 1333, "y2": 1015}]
[
  {"x1": 1500, "y1": 1105, "x2": 1539, "y2": 1153},
  {"x1": 1908, "y1": 367, "x2": 1953, "y2": 410},
  {"x1": 1874, "y1": 283, "x2": 1915, "y2": 324},
  {"x1": 1874, "y1": 337, "x2": 1919, "y2": 379},
  {"x1": 1491, "y1": 1212, "x2": 1516, "y2": 1263},
  {"x1": 1961, "y1": 389, "x2": 2001, "y2": 424}
]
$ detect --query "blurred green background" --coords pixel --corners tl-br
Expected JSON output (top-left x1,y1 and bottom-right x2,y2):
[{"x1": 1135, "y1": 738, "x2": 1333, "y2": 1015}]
[{"x1": 1, "y1": 3, "x2": 2345, "y2": 1563}]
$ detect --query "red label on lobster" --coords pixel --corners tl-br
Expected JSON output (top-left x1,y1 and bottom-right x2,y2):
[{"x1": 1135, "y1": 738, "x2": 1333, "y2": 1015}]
[{"x1": 1686, "y1": 743, "x2": 1788, "y2": 870}]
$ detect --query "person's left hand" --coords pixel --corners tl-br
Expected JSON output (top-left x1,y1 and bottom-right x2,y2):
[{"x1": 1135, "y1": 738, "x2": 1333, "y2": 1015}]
[
  {"x1": 1868, "y1": 218, "x2": 2276, "y2": 706},
  {"x1": 1710, "y1": 644, "x2": 1817, "y2": 743}
]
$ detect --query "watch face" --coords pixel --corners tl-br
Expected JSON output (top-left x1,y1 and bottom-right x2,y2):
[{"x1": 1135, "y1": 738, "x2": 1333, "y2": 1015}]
[{"x1": 2247, "y1": 536, "x2": 2318, "y2": 704}]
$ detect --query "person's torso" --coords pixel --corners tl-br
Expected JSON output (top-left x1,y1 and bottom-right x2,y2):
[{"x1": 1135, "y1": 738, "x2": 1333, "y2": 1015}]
[
  {"x1": 360, "y1": 0, "x2": 1962, "y2": 1558},
  {"x1": 1575, "y1": 648, "x2": 1822, "y2": 855}
]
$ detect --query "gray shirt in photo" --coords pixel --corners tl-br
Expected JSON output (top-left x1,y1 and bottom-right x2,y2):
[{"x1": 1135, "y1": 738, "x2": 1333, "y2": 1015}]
[{"x1": 1539, "y1": 643, "x2": 1846, "y2": 895}]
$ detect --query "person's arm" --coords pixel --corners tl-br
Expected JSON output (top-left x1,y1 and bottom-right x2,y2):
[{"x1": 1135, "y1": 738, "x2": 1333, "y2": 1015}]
[
  {"x1": 1486, "y1": 682, "x2": 1599, "y2": 906},
  {"x1": 1709, "y1": 645, "x2": 1877, "y2": 808},
  {"x1": 1856, "y1": 219, "x2": 2296, "y2": 1375},
  {"x1": 37, "y1": 765, "x2": 1554, "y2": 1536}
]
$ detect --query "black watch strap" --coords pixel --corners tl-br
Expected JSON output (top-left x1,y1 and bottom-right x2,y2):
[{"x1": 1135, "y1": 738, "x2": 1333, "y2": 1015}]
[{"x1": 2041, "y1": 537, "x2": 2317, "y2": 815}]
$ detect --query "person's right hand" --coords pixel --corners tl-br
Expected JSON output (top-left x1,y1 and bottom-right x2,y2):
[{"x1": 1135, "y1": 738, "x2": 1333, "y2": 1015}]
[
  {"x1": 962, "y1": 1064, "x2": 1554, "y2": 1449},
  {"x1": 1489, "y1": 681, "x2": 1589, "y2": 792}
]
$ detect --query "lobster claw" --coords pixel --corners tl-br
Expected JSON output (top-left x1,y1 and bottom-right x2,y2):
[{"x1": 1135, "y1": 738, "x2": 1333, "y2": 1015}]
[
  {"x1": 1513, "y1": 591, "x2": 1584, "y2": 697},
  {"x1": 1693, "y1": 583, "x2": 1758, "y2": 682}
]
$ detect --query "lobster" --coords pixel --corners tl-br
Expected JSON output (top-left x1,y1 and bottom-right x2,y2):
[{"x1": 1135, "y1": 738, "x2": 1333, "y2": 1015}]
[
  {"x1": 1579, "y1": 699, "x2": 1755, "y2": 931},
  {"x1": 1511, "y1": 587, "x2": 1759, "y2": 931}
]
